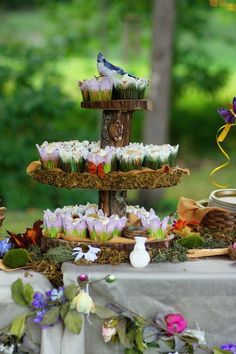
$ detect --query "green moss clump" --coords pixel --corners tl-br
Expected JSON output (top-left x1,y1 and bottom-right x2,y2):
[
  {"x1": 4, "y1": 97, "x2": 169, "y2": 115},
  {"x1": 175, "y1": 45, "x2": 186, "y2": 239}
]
[
  {"x1": 177, "y1": 234, "x2": 204, "y2": 249},
  {"x1": 153, "y1": 243, "x2": 187, "y2": 263},
  {"x1": 3, "y1": 248, "x2": 29, "y2": 268},
  {"x1": 44, "y1": 246, "x2": 74, "y2": 265}
]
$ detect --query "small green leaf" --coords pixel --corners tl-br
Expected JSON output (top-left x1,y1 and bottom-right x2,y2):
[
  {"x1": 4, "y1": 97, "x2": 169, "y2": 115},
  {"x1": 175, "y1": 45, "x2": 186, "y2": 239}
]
[
  {"x1": 125, "y1": 349, "x2": 135, "y2": 354},
  {"x1": 156, "y1": 338, "x2": 174, "y2": 353},
  {"x1": 135, "y1": 328, "x2": 147, "y2": 352},
  {"x1": 64, "y1": 309, "x2": 82, "y2": 334},
  {"x1": 9, "y1": 314, "x2": 27, "y2": 338},
  {"x1": 213, "y1": 348, "x2": 232, "y2": 354},
  {"x1": 117, "y1": 318, "x2": 131, "y2": 348},
  {"x1": 11, "y1": 278, "x2": 28, "y2": 307},
  {"x1": 40, "y1": 307, "x2": 60, "y2": 326},
  {"x1": 64, "y1": 284, "x2": 77, "y2": 301},
  {"x1": 182, "y1": 334, "x2": 199, "y2": 343},
  {"x1": 146, "y1": 342, "x2": 159, "y2": 348},
  {"x1": 95, "y1": 304, "x2": 118, "y2": 319},
  {"x1": 60, "y1": 303, "x2": 69, "y2": 319},
  {"x1": 23, "y1": 283, "x2": 34, "y2": 305}
]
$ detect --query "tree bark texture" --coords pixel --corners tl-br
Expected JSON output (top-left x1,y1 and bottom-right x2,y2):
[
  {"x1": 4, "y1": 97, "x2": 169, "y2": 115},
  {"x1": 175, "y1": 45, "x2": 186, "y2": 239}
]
[{"x1": 140, "y1": 0, "x2": 176, "y2": 207}]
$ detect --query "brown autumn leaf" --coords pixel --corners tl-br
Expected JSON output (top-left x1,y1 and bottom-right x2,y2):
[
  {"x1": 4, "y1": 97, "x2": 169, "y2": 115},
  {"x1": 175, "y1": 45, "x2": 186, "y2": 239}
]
[{"x1": 7, "y1": 220, "x2": 43, "y2": 248}]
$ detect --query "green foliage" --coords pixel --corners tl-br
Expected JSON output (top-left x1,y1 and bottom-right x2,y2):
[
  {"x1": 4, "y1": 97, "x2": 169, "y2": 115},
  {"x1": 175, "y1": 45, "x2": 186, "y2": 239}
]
[
  {"x1": 171, "y1": 1, "x2": 230, "y2": 156},
  {"x1": 40, "y1": 307, "x2": 60, "y2": 326},
  {"x1": 177, "y1": 234, "x2": 204, "y2": 249},
  {"x1": 95, "y1": 304, "x2": 118, "y2": 319},
  {"x1": 44, "y1": 245, "x2": 74, "y2": 265},
  {"x1": 11, "y1": 278, "x2": 34, "y2": 306},
  {"x1": 9, "y1": 314, "x2": 27, "y2": 339},
  {"x1": 153, "y1": 243, "x2": 188, "y2": 263},
  {"x1": 0, "y1": 1, "x2": 235, "y2": 210},
  {"x1": 0, "y1": 39, "x2": 97, "y2": 209},
  {"x1": 64, "y1": 284, "x2": 77, "y2": 301},
  {"x1": 213, "y1": 348, "x2": 232, "y2": 354},
  {"x1": 3, "y1": 248, "x2": 29, "y2": 268},
  {"x1": 64, "y1": 309, "x2": 82, "y2": 334}
]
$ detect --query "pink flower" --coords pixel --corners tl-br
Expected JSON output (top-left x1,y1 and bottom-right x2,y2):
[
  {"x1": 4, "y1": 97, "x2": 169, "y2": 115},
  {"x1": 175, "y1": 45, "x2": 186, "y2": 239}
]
[
  {"x1": 164, "y1": 313, "x2": 187, "y2": 334},
  {"x1": 102, "y1": 325, "x2": 116, "y2": 343},
  {"x1": 232, "y1": 242, "x2": 236, "y2": 249}
]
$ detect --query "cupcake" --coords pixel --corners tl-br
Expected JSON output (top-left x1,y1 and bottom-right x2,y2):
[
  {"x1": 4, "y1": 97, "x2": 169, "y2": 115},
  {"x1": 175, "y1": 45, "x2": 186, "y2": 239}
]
[
  {"x1": 43, "y1": 209, "x2": 63, "y2": 238},
  {"x1": 58, "y1": 149, "x2": 74, "y2": 172},
  {"x1": 63, "y1": 215, "x2": 87, "y2": 239},
  {"x1": 117, "y1": 145, "x2": 145, "y2": 172},
  {"x1": 36, "y1": 142, "x2": 59, "y2": 169},
  {"x1": 143, "y1": 145, "x2": 162, "y2": 170},
  {"x1": 113, "y1": 74, "x2": 149, "y2": 99},
  {"x1": 168, "y1": 145, "x2": 179, "y2": 167},
  {"x1": 78, "y1": 80, "x2": 90, "y2": 102},
  {"x1": 98, "y1": 76, "x2": 113, "y2": 101}
]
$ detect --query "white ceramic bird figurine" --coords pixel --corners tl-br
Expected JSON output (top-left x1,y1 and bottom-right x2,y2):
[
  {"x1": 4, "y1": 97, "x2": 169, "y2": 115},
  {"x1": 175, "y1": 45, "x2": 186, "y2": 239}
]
[{"x1": 97, "y1": 52, "x2": 137, "y2": 79}]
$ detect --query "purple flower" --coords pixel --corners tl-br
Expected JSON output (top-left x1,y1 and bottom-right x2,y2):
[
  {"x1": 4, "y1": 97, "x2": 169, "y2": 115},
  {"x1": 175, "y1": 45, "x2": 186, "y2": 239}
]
[
  {"x1": 87, "y1": 151, "x2": 105, "y2": 166},
  {"x1": 0, "y1": 238, "x2": 12, "y2": 257},
  {"x1": 31, "y1": 292, "x2": 46, "y2": 308},
  {"x1": 115, "y1": 216, "x2": 127, "y2": 231},
  {"x1": 46, "y1": 287, "x2": 65, "y2": 302},
  {"x1": 36, "y1": 143, "x2": 59, "y2": 168},
  {"x1": 34, "y1": 309, "x2": 47, "y2": 324},
  {"x1": 218, "y1": 97, "x2": 236, "y2": 124},
  {"x1": 87, "y1": 79, "x2": 100, "y2": 91},
  {"x1": 220, "y1": 344, "x2": 236, "y2": 353},
  {"x1": 99, "y1": 77, "x2": 113, "y2": 91},
  {"x1": 161, "y1": 216, "x2": 169, "y2": 230},
  {"x1": 149, "y1": 217, "x2": 161, "y2": 232}
]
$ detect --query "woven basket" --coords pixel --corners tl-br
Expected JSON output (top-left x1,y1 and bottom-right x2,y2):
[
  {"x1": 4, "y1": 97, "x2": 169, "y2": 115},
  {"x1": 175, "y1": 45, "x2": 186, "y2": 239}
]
[
  {"x1": 228, "y1": 247, "x2": 236, "y2": 260},
  {"x1": 198, "y1": 200, "x2": 236, "y2": 232}
]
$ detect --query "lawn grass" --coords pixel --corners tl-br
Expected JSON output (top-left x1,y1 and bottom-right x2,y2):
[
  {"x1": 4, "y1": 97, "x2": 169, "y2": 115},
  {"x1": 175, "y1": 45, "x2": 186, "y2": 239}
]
[{"x1": 1, "y1": 209, "x2": 43, "y2": 235}]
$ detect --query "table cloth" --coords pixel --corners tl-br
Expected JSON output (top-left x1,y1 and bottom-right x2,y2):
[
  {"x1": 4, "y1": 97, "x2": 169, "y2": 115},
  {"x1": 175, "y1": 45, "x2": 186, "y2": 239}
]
[
  {"x1": 1, "y1": 259, "x2": 236, "y2": 354},
  {"x1": 0, "y1": 270, "x2": 63, "y2": 354},
  {"x1": 61, "y1": 258, "x2": 236, "y2": 354}
]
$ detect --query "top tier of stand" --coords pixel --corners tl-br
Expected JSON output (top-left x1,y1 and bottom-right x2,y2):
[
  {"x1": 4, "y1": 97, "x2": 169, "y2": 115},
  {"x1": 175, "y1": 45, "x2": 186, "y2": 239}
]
[{"x1": 81, "y1": 100, "x2": 153, "y2": 111}]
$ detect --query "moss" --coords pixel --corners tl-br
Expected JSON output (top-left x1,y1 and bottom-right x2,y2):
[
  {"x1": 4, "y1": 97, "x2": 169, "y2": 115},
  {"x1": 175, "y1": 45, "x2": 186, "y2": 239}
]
[
  {"x1": 3, "y1": 248, "x2": 29, "y2": 268},
  {"x1": 44, "y1": 245, "x2": 74, "y2": 265},
  {"x1": 153, "y1": 243, "x2": 187, "y2": 263},
  {"x1": 31, "y1": 260, "x2": 62, "y2": 287},
  {"x1": 177, "y1": 234, "x2": 204, "y2": 249}
]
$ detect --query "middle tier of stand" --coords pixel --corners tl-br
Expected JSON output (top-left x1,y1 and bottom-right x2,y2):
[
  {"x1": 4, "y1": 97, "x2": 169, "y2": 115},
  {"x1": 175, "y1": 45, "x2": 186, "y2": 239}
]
[{"x1": 27, "y1": 162, "x2": 189, "y2": 190}]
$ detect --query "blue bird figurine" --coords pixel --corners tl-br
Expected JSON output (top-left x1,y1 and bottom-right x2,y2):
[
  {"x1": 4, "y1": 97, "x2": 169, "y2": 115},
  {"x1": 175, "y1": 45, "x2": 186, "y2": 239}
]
[{"x1": 97, "y1": 52, "x2": 137, "y2": 79}]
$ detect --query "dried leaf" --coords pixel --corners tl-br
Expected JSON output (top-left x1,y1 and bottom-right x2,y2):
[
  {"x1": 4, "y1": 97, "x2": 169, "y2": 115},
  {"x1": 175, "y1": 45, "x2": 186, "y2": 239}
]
[{"x1": 8, "y1": 220, "x2": 43, "y2": 248}]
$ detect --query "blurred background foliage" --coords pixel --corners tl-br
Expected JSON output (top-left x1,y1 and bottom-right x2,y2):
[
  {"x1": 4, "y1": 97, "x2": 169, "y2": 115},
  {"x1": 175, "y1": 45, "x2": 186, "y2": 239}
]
[{"x1": 0, "y1": 0, "x2": 236, "y2": 230}]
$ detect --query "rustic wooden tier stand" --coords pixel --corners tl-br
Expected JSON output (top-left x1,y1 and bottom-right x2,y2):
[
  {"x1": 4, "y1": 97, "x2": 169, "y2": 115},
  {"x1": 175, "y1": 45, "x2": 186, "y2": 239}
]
[
  {"x1": 26, "y1": 98, "x2": 190, "y2": 255},
  {"x1": 82, "y1": 100, "x2": 152, "y2": 216},
  {"x1": 27, "y1": 99, "x2": 189, "y2": 217}
]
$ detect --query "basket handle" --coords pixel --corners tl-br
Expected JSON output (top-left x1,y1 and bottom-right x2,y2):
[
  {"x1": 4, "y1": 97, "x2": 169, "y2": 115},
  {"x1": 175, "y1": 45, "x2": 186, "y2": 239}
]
[{"x1": 196, "y1": 199, "x2": 208, "y2": 208}]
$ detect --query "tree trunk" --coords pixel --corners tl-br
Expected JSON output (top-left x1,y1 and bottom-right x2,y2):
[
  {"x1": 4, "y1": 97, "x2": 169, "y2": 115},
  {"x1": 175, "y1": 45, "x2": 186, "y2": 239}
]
[{"x1": 140, "y1": 0, "x2": 176, "y2": 208}]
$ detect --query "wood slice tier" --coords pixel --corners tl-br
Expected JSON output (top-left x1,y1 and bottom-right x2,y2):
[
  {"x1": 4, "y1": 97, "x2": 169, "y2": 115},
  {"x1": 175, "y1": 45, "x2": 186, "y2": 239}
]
[
  {"x1": 81, "y1": 99, "x2": 152, "y2": 111},
  {"x1": 27, "y1": 162, "x2": 189, "y2": 190},
  {"x1": 40, "y1": 235, "x2": 172, "y2": 264}
]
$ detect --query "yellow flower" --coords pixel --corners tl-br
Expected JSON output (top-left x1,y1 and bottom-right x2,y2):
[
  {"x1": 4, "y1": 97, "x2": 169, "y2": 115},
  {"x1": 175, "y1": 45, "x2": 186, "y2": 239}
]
[{"x1": 71, "y1": 290, "x2": 95, "y2": 315}]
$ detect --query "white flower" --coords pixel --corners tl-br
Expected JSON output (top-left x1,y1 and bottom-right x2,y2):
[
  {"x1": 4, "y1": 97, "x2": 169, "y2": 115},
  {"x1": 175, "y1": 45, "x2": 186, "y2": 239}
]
[
  {"x1": 71, "y1": 289, "x2": 95, "y2": 315},
  {"x1": 185, "y1": 329, "x2": 206, "y2": 345},
  {"x1": 72, "y1": 245, "x2": 100, "y2": 262},
  {"x1": 0, "y1": 344, "x2": 15, "y2": 354},
  {"x1": 102, "y1": 325, "x2": 117, "y2": 343}
]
